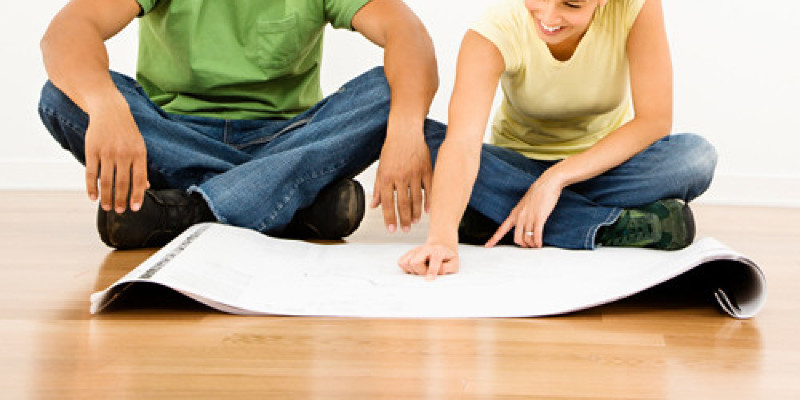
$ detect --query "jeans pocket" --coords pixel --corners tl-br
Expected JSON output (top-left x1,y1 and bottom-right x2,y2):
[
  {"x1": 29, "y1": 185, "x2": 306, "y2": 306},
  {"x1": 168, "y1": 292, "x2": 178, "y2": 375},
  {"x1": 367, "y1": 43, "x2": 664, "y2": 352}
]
[{"x1": 245, "y1": 13, "x2": 301, "y2": 72}]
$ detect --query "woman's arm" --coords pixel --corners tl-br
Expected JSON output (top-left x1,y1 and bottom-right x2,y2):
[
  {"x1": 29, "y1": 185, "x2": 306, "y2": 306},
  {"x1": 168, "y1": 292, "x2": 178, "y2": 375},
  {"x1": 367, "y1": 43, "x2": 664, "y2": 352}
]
[
  {"x1": 538, "y1": 0, "x2": 672, "y2": 189},
  {"x1": 486, "y1": 0, "x2": 673, "y2": 248},
  {"x1": 397, "y1": 30, "x2": 504, "y2": 279}
]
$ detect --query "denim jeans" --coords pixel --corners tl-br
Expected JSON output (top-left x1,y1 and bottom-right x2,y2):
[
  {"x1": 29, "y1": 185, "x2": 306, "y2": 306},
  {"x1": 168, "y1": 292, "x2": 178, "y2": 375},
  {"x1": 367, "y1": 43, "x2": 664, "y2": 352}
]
[
  {"x1": 464, "y1": 134, "x2": 717, "y2": 249},
  {"x1": 38, "y1": 67, "x2": 447, "y2": 234}
]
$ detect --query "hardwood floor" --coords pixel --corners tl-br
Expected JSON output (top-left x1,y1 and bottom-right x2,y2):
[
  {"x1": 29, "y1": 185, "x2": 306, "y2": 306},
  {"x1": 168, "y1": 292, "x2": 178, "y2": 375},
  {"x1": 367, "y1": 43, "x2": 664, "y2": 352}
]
[{"x1": 1, "y1": 191, "x2": 798, "y2": 399}]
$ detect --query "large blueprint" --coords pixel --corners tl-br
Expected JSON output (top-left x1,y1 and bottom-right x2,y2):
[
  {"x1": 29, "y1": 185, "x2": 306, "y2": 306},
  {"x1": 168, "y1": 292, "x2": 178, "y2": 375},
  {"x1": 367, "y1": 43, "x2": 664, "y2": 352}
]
[{"x1": 91, "y1": 223, "x2": 766, "y2": 318}]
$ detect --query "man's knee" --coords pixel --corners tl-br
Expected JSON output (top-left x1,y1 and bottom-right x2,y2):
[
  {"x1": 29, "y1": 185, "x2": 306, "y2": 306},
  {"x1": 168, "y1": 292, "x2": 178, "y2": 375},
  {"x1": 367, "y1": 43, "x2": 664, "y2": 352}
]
[
  {"x1": 39, "y1": 80, "x2": 81, "y2": 118},
  {"x1": 37, "y1": 81, "x2": 88, "y2": 150},
  {"x1": 347, "y1": 66, "x2": 391, "y2": 104}
]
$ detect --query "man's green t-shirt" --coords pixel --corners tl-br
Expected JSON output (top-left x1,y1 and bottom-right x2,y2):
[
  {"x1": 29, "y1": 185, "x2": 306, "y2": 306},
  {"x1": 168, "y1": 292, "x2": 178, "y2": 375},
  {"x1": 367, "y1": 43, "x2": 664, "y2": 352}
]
[{"x1": 135, "y1": 0, "x2": 371, "y2": 120}]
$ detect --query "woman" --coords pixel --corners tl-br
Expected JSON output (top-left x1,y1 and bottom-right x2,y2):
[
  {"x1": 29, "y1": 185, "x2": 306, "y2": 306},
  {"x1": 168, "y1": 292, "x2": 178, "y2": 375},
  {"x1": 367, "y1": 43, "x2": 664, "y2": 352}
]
[{"x1": 399, "y1": 0, "x2": 717, "y2": 279}]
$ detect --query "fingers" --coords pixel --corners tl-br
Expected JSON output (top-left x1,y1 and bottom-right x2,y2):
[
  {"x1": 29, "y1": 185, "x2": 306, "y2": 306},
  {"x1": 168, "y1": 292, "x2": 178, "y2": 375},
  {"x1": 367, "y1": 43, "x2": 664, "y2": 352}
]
[
  {"x1": 85, "y1": 154, "x2": 100, "y2": 202},
  {"x1": 426, "y1": 252, "x2": 443, "y2": 281},
  {"x1": 515, "y1": 209, "x2": 533, "y2": 248},
  {"x1": 89, "y1": 142, "x2": 149, "y2": 214},
  {"x1": 396, "y1": 184, "x2": 412, "y2": 233},
  {"x1": 397, "y1": 249, "x2": 412, "y2": 269},
  {"x1": 397, "y1": 245, "x2": 460, "y2": 280},
  {"x1": 410, "y1": 179, "x2": 423, "y2": 224},
  {"x1": 98, "y1": 153, "x2": 115, "y2": 212},
  {"x1": 380, "y1": 183, "x2": 397, "y2": 233},
  {"x1": 514, "y1": 209, "x2": 543, "y2": 249},
  {"x1": 422, "y1": 172, "x2": 433, "y2": 213},
  {"x1": 113, "y1": 154, "x2": 135, "y2": 214},
  {"x1": 486, "y1": 215, "x2": 514, "y2": 248},
  {"x1": 533, "y1": 220, "x2": 545, "y2": 248},
  {"x1": 399, "y1": 250, "x2": 427, "y2": 275},
  {"x1": 521, "y1": 213, "x2": 536, "y2": 248},
  {"x1": 129, "y1": 153, "x2": 149, "y2": 212},
  {"x1": 524, "y1": 220, "x2": 537, "y2": 248},
  {"x1": 377, "y1": 177, "x2": 424, "y2": 233},
  {"x1": 370, "y1": 177, "x2": 381, "y2": 209}
]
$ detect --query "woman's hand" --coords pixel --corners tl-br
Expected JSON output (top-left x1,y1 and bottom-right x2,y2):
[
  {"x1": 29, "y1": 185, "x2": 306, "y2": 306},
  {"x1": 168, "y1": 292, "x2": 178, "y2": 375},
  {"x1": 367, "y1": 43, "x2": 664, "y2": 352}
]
[
  {"x1": 486, "y1": 171, "x2": 565, "y2": 249},
  {"x1": 398, "y1": 241, "x2": 459, "y2": 280}
]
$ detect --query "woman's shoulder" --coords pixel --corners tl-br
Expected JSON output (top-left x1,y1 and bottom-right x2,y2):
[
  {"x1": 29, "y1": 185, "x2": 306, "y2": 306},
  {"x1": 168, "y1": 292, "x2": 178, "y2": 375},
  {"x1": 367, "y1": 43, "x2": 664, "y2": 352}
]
[{"x1": 596, "y1": 0, "x2": 647, "y2": 31}]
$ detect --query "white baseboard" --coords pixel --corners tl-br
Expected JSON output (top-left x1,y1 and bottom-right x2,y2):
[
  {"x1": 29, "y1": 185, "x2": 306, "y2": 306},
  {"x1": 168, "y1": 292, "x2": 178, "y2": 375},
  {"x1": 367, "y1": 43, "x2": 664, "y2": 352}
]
[
  {"x1": 695, "y1": 175, "x2": 800, "y2": 207},
  {"x1": 2, "y1": 160, "x2": 799, "y2": 208},
  {"x1": 0, "y1": 160, "x2": 85, "y2": 190}
]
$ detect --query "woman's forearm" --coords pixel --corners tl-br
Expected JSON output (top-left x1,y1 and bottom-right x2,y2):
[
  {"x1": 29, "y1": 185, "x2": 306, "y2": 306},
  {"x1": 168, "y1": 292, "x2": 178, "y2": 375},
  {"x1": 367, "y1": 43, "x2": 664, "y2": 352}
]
[
  {"x1": 423, "y1": 31, "x2": 504, "y2": 246},
  {"x1": 426, "y1": 135, "x2": 483, "y2": 245},
  {"x1": 546, "y1": 116, "x2": 672, "y2": 188}
]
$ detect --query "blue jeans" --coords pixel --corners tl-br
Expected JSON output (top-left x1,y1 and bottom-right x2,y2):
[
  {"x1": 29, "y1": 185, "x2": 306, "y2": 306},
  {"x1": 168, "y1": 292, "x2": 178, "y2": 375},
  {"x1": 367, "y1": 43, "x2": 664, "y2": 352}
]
[
  {"x1": 38, "y1": 67, "x2": 447, "y2": 234},
  {"x1": 465, "y1": 135, "x2": 717, "y2": 249}
]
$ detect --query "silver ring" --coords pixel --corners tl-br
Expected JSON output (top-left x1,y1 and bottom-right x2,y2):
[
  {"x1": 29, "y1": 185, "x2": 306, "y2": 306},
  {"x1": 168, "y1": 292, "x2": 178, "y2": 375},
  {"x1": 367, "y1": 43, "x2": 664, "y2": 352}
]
[{"x1": 525, "y1": 231, "x2": 535, "y2": 236}]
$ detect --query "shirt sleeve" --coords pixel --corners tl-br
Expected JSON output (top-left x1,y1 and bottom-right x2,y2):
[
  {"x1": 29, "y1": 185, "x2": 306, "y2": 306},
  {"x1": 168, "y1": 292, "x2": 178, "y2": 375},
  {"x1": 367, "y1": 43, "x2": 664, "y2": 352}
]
[
  {"x1": 625, "y1": 0, "x2": 647, "y2": 31},
  {"x1": 324, "y1": 0, "x2": 373, "y2": 30},
  {"x1": 136, "y1": 0, "x2": 158, "y2": 15},
  {"x1": 470, "y1": 0, "x2": 525, "y2": 73}
]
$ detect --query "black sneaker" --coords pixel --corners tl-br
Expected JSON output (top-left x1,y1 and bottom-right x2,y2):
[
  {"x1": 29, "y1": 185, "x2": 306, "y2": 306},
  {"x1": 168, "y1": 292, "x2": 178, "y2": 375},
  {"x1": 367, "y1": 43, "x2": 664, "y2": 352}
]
[
  {"x1": 458, "y1": 207, "x2": 513, "y2": 245},
  {"x1": 280, "y1": 179, "x2": 365, "y2": 240},
  {"x1": 97, "y1": 189, "x2": 216, "y2": 249},
  {"x1": 597, "y1": 199, "x2": 696, "y2": 250}
]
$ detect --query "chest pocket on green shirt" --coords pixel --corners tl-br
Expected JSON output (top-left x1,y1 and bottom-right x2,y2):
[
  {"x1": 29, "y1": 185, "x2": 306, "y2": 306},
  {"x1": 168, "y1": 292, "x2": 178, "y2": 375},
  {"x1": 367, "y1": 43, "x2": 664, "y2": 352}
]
[{"x1": 245, "y1": 13, "x2": 302, "y2": 72}]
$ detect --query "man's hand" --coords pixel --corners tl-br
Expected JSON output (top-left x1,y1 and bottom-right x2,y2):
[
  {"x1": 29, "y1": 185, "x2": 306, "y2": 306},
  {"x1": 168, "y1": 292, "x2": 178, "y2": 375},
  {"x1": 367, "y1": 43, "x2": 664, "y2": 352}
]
[
  {"x1": 371, "y1": 125, "x2": 432, "y2": 233},
  {"x1": 84, "y1": 94, "x2": 149, "y2": 214},
  {"x1": 352, "y1": 0, "x2": 437, "y2": 234}
]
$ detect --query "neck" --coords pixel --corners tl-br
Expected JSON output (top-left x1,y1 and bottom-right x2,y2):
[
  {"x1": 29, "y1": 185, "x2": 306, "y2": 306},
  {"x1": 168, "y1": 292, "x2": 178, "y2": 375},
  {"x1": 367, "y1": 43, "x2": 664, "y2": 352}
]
[{"x1": 546, "y1": 33, "x2": 584, "y2": 61}]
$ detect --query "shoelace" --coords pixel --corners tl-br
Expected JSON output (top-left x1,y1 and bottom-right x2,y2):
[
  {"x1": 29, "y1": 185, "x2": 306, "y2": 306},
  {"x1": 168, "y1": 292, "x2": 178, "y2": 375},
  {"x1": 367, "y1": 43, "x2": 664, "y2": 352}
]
[{"x1": 606, "y1": 214, "x2": 660, "y2": 246}]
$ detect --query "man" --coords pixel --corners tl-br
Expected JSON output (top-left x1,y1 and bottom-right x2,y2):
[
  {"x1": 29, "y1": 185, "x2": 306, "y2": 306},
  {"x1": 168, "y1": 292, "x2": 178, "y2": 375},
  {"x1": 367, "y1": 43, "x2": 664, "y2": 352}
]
[{"x1": 38, "y1": 0, "x2": 444, "y2": 248}]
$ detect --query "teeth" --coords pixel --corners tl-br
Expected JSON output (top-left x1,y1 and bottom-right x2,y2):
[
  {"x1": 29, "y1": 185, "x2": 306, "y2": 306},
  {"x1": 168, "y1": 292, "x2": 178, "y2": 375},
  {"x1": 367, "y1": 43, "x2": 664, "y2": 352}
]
[{"x1": 542, "y1": 22, "x2": 561, "y2": 32}]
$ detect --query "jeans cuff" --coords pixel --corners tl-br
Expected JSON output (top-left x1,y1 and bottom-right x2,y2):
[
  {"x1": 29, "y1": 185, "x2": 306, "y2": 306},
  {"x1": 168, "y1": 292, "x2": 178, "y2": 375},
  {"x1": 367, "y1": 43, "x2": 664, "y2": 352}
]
[
  {"x1": 187, "y1": 185, "x2": 227, "y2": 224},
  {"x1": 586, "y1": 206, "x2": 623, "y2": 250}
]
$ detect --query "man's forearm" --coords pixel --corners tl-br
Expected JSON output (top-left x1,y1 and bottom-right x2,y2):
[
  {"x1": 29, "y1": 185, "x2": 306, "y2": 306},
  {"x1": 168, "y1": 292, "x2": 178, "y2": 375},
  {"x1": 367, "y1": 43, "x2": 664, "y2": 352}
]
[{"x1": 381, "y1": 23, "x2": 438, "y2": 134}]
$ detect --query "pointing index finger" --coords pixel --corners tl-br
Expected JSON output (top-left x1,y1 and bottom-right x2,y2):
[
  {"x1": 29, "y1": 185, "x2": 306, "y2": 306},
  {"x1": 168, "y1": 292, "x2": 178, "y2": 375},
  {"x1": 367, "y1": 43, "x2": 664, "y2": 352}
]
[
  {"x1": 426, "y1": 253, "x2": 443, "y2": 281},
  {"x1": 485, "y1": 217, "x2": 513, "y2": 248}
]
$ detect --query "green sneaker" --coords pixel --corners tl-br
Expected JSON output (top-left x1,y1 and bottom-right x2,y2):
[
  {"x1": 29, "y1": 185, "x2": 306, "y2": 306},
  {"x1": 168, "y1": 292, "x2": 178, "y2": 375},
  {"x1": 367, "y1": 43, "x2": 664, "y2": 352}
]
[{"x1": 598, "y1": 199, "x2": 696, "y2": 250}]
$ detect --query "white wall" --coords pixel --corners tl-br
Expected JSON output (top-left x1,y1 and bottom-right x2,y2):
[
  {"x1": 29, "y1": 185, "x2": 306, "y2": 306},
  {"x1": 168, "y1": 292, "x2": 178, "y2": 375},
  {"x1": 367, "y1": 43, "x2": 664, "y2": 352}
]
[{"x1": 2, "y1": 1, "x2": 798, "y2": 206}]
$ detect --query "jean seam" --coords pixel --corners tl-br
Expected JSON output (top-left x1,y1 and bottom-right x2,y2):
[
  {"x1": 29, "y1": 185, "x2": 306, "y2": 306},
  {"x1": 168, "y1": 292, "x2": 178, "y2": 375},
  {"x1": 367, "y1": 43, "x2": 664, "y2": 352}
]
[
  {"x1": 305, "y1": 91, "x2": 340, "y2": 125},
  {"x1": 39, "y1": 106, "x2": 85, "y2": 134}
]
